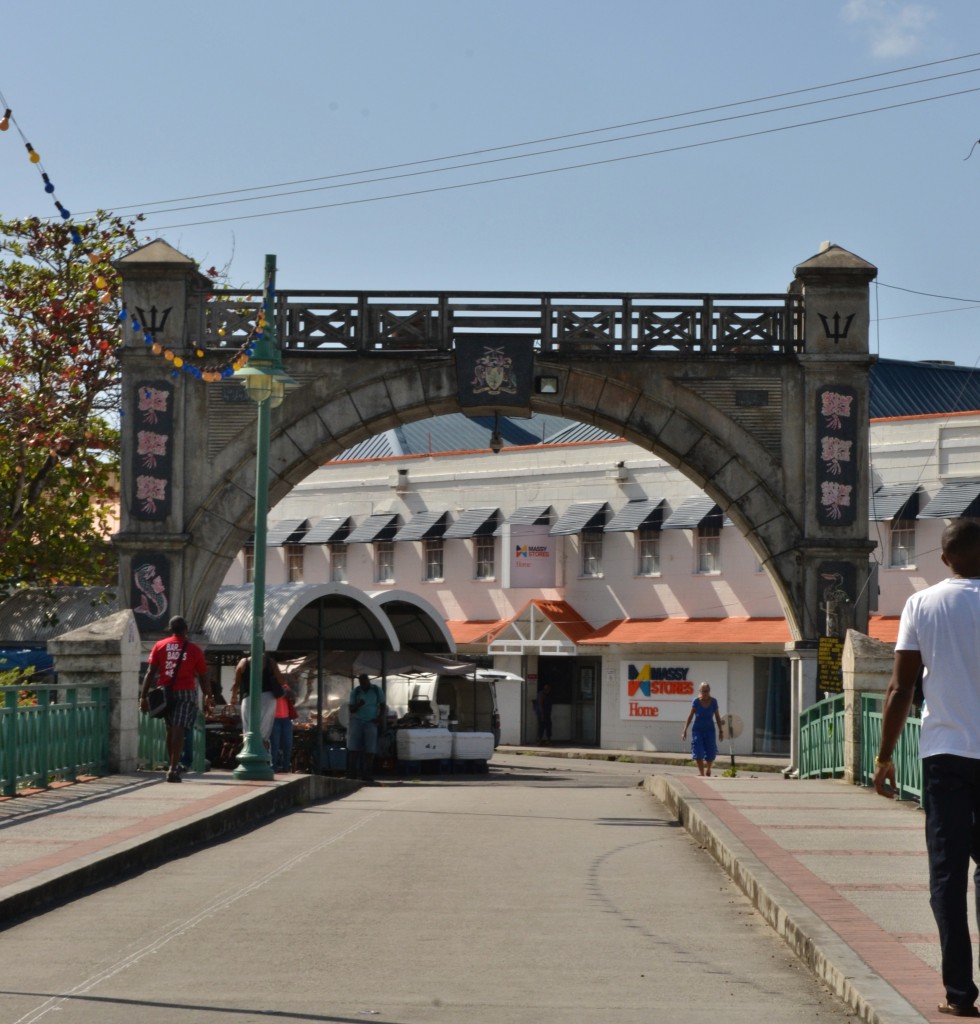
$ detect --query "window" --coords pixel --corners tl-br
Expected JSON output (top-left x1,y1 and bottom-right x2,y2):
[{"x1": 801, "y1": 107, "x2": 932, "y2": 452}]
[
  {"x1": 244, "y1": 547, "x2": 255, "y2": 584},
  {"x1": 423, "y1": 538, "x2": 444, "y2": 581},
  {"x1": 329, "y1": 542, "x2": 347, "y2": 582},
  {"x1": 636, "y1": 527, "x2": 660, "y2": 575},
  {"x1": 581, "y1": 532, "x2": 603, "y2": 577},
  {"x1": 286, "y1": 544, "x2": 304, "y2": 583},
  {"x1": 696, "y1": 525, "x2": 721, "y2": 573},
  {"x1": 374, "y1": 541, "x2": 394, "y2": 583},
  {"x1": 475, "y1": 536, "x2": 495, "y2": 579},
  {"x1": 890, "y1": 519, "x2": 916, "y2": 568}
]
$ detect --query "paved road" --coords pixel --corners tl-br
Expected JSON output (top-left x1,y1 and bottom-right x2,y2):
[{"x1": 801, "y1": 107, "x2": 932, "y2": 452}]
[{"x1": 3, "y1": 755, "x2": 855, "y2": 1024}]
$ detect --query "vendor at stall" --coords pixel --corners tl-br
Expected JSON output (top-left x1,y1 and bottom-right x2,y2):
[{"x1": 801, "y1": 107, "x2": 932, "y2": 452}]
[{"x1": 347, "y1": 673, "x2": 386, "y2": 783}]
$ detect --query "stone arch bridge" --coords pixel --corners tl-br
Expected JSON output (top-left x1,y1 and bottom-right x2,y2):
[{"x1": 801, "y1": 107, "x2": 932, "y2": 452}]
[{"x1": 115, "y1": 241, "x2": 876, "y2": 657}]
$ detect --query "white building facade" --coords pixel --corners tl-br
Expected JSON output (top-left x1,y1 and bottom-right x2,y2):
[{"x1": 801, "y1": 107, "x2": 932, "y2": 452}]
[{"x1": 222, "y1": 360, "x2": 980, "y2": 758}]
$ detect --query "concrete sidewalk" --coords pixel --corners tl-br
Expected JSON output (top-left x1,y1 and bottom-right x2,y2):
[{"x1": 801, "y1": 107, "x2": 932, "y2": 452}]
[
  {"x1": 0, "y1": 753, "x2": 950, "y2": 1024},
  {"x1": 0, "y1": 769, "x2": 354, "y2": 925}
]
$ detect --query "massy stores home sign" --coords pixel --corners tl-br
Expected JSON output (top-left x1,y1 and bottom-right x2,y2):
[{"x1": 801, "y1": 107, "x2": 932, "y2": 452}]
[
  {"x1": 620, "y1": 661, "x2": 727, "y2": 722},
  {"x1": 508, "y1": 525, "x2": 555, "y2": 588}
]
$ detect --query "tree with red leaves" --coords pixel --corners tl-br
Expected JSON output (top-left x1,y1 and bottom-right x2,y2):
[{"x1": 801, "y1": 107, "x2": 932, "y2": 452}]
[{"x1": 0, "y1": 212, "x2": 144, "y2": 594}]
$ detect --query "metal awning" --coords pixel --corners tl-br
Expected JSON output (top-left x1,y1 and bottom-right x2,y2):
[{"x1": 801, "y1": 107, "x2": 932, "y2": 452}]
[
  {"x1": 550, "y1": 501, "x2": 610, "y2": 536},
  {"x1": 494, "y1": 505, "x2": 553, "y2": 535},
  {"x1": 266, "y1": 518, "x2": 309, "y2": 547},
  {"x1": 0, "y1": 586, "x2": 118, "y2": 644},
  {"x1": 301, "y1": 516, "x2": 351, "y2": 545},
  {"x1": 346, "y1": 512, "x2": 400, "y2": 544},
  {"x1": 868, "y1": 485, "x2": 920, "y2": 522},
  {"x1": 393, "y1": 511, "x2": 448, "y2": 542},
  {"x1": 662, "y1": 496, "x2": 729, "y2": 529},
  {"x1": 444, "y1": 507, "x2": 500, "y2": 539},
  {"x1": 367, "y1": 589, "x2": 457, "y2": 653},
  {"x1": 204, "y1": 583, "x2": 402, "y2": 653},
  {"x1": 919, "y1": 480, "x2": 980, "y2": 519},
  {"x1": 605, "y1": 498, "x2": 665, "y2": 532}
]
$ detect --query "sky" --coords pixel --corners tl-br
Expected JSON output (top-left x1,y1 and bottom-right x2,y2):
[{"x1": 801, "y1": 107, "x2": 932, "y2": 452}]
[{"x1": 3, "y1": 0, "x2": 980, "y2": 367}]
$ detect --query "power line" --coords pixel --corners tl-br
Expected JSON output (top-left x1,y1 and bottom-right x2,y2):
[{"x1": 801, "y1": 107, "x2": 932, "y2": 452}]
[
  {"x1": 146, "y1": 84, "x2": 980, "y2": 230},
  {"x1": 129, "y1": 65, "x2": 980, "y2": 222},
  {"x1": 83, "y1": 49, "x2": 980, "y2": 217},
  {"x1": 876, "y1": 282, "x2": 980, "y2": 303}
]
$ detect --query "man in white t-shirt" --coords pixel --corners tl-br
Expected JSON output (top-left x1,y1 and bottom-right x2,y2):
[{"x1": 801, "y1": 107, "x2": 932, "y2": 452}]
[{"x1": 874, "y1": 518, "x2": 980, "y2": 1018}]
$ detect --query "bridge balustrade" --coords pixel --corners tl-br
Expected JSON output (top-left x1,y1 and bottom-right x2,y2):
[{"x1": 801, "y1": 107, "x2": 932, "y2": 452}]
[
  {"x1": 0, "y1": 683, "x2": 110, "y2": 797},
  {"x1": 797, "y1": 692, "x2": 922, "y2": 802},
  {"x1": 202, "y1": 290, "x2": 804, "y2": 356}
]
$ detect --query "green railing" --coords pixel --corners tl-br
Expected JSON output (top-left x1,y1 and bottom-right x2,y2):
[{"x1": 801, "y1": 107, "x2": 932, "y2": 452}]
[
  {"x1": 798, "y1": 692, "x2": 846, "y2": 779},
  {"x1": 137, "y1": 710, "x2": 208, "y2": 773},
  {"x1": 859, "y1": 692, "x2": 922, "y2": 801},
  {"x1": 797, "y1": 691, "x2": 922, "y2": 801},
  {"x1": 0, "y1": 683, "x2": 110, "y2": 797}
]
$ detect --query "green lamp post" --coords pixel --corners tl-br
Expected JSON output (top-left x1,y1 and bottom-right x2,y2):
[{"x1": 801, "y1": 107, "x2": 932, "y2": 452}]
[{"x1": 233, "y1": 254, "x2": 296, "y2": 780}]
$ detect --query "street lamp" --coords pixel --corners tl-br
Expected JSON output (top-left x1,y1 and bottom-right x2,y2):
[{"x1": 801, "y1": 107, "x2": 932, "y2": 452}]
[{"x1": 233, "y1": 254, "x2": 296, "y2": 780}]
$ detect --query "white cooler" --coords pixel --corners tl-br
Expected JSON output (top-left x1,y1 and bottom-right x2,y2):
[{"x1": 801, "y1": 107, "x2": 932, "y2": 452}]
[
  {"x1": 396, "y1": 727, "x2": 453, "y2": 760},
  {"x1": 451, "y1": 732, "x2": 495, "y2": 761}
]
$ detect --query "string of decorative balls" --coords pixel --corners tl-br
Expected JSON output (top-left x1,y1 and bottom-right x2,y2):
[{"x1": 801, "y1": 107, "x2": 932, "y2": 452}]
[{"x1": 0, "y1": 92, "x2": 261, "y2": 381}]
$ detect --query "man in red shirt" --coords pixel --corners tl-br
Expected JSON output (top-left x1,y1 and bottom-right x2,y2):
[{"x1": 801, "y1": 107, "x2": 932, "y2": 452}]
[{"x1": 139, "y1": 616, "x2": 212, "y2": 782}]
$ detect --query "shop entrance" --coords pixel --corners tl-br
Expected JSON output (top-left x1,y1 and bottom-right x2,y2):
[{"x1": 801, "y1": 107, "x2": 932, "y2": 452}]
[{"x1": 527, "y1": 656, "x2": 602, "y2": 746}]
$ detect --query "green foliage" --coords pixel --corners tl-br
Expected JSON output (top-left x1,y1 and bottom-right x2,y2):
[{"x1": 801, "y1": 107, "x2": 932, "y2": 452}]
[{"x1": 0, "y1": 212, "x2": 143, "y2": 595}]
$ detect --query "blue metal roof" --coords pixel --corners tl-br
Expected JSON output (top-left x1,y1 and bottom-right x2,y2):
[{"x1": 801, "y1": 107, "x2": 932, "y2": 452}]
[
  {"x1": 870, "y1": 360, "x2": 980, "y2": 419},
  {"x1": 328, "y1": 360, "x2": 977, "y2": 464}
]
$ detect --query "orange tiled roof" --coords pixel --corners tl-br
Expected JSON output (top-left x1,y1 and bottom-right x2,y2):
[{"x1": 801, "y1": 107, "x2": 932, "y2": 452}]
[
  {"x1": 511, "y1": 598, "x2": 597, "y2": 643},
  {"x1": 450, "y1": 613, "x2": 898, "y2": 648},
  {"x1": 580, "y1": 617, "x2": 792, "y2": 645},
  {"x1": 867, "y1": 615, "x2": 900, "y2": 644},
  {"x1": 446, "y1": 620, "x2": 508, "y2": 645}
]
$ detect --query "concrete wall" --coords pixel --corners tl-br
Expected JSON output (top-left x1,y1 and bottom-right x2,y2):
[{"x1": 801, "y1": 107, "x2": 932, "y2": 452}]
[
  {"x1": 842, "y1": 629, "x2": 894, "y2": 784},
  {"x1": 47, "y1": 610, "x2": 142, "y2": 773}
]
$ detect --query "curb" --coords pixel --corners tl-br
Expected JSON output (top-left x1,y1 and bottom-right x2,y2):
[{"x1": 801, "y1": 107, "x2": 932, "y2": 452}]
[
  {"x1": 500, "y1": 745, "x2": 787, "y2": 774},
  {"x1": 1, "y1": 774, "x2": 356, "y2": 926},
  {"x1": 646, "y1": 774, "x2": 930, "y2": 1024}
]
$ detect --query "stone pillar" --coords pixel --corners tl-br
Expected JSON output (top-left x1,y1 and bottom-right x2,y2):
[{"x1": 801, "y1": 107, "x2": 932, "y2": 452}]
[
  {"x1": 793, "y1": 243, "x2": 878, "y2": 640},
  {"x1": 785, "y1": 640, "x2": 818, "y2": 777},
  {"x1": 842, "y1": 628, "x2": 894, "y2": 785},
  {"x1": 47, "y1": 610, "x2": 142, "y2": 773},
  {"x1": 113, "y1": 240, "x2": 214, "y2": 638}
]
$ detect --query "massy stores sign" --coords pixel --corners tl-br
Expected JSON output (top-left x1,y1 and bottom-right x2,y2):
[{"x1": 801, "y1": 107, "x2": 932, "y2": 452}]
[
  {"x1": 508, "y1": 523, "x2": 555, "y2": 588},
  {"x1": 620, "y1": 661, "x2": 727, "y2": 722}
]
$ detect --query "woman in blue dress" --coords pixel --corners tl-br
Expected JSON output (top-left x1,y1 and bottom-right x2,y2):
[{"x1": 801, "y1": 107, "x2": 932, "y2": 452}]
[{"x1": 681, "y1": 681, "x2": 725, "y2": 776}]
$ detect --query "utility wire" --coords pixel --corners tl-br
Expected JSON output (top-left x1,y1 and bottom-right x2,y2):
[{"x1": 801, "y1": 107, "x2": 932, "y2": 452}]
[
  {"x1": 146, "y1": 84, "x2": 980, "y2": 230},
  {"x1": 131, "y1": 65, "x2": 980, "y2": 221},
  {"x1": 76, "y1": 50, "x2": 980, "y2": 217}
]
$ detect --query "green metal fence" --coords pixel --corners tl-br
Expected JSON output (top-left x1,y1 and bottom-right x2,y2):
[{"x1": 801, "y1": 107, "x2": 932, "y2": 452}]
[
  {"x1": 859, "y1": 692, "x2": 922, "y2": 801},
  {"x1": 797, "y1": 691, "x2": 922, "y2": 801},
  {"x1": 0, "y1": 683, "x2": 110, "y2": 797},
  {"x1": 798, "y1": 692, "x2": 845, "y2": 779},
  {"x1": 137, "y1": 710, "x2": 208, "y2": 773}
]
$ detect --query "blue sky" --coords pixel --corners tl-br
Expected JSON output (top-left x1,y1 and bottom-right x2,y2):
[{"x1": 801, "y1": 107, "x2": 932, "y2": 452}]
[{"x1": 3, "y1": 0, "x2": 980, "y2": 366}]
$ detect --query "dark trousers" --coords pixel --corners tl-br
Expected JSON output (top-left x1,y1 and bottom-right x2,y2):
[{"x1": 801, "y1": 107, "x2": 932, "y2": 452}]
[{"x1": 923, "y1": 754, "x2": 980, "y2": 1007}]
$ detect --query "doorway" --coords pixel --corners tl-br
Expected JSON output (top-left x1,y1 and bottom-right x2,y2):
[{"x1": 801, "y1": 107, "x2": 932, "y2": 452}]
[{"x1": 527, "y1": 656, "x2": 601, "y2": 745}]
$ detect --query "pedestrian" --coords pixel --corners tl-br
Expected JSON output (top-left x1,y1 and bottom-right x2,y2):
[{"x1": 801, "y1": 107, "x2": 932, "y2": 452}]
[
  {"x1": 346, "y1": 673, "x2": 386, "y2": 782},
  {"x1": 874, "y1": 518, "x2": 980, "y2": 1018},
  {"x1": 533, "y1": 683, "x2": 553, "y2": 745},
  {"x1": 681, "y1": 681, "x2": 724, "y2": 777},
  {"x1": 270, "y1": 680, "x2": 296, "y2": 773},
  {"x1": 231, "y1": 651, "x2": 286, "y2": 751},
  {"x1": 139, "y1": 616, "x2": 212, "y2": 783}
]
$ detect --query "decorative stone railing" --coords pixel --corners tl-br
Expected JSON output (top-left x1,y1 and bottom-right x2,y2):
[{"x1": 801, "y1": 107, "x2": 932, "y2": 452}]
[{"x1": 201, "y1": 290, "x2": 804, "y2": 356}]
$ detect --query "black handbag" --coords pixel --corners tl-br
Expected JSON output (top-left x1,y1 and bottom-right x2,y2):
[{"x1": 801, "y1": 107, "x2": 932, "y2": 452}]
[{"x1": 146, "y1": 686, "x2": 168, "y2": 718}]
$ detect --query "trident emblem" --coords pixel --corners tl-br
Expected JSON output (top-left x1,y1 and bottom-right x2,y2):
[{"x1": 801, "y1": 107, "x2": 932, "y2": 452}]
[
  {"x1": 134, "y1": 305, "x2": 172, "y2": 339},
  {"x1": 817, "y1": 311, "x2": 854, "y2": 344}
]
